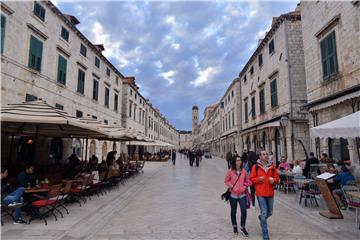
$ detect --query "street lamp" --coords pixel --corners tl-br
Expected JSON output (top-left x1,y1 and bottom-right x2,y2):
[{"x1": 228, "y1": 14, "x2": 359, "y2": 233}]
[{"x1": 280, "y1": 115, "x2": 289, "y2": 127}]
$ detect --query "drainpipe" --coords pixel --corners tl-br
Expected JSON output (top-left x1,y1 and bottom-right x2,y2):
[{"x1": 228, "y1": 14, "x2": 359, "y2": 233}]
[{"x1": 284, "y1": 20, "x2": 295, "y2": 161}]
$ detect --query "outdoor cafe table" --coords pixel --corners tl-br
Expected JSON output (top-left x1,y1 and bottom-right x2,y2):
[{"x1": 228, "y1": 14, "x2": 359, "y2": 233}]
[
  {"x1": 348, "y1": 191, "x2": 360, "y2": 199},
  {"x1": 293, "y1": 178, "x2": 314, "y2": 204},
  {"x1": 24, "y1": 187, "x2": 49, "y2": 194}
]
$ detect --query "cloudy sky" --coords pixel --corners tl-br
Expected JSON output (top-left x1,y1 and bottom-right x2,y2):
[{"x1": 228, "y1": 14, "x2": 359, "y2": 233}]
[{"x1": 56, "y1": 0, "x2": 297, "y2": 130}]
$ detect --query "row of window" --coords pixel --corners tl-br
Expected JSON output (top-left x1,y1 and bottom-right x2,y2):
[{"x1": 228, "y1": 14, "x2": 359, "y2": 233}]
[
  {"x1": 222, "y1": 110, "x2": 235, "y2": 132},
  {"x1": 129, "y1": 88, "x2": 145, "y2": 107},
  {"x1": 243, "y1": 39, "x2": 275, "y2": 84},
  {"x1": 32, "y1": 2, "x2": 118, "y2": 83},
  {"x1": 25, "y1": 93, "x2": 111, "y2": 124},
  {"x1": 128, "y1": 100, "x2": 146, "y2": 125},
  {"x1": 223, "y1": 90, "x2": 235, "y2": 108},
  {"x1": 244, "y1": 79, "x2": 278, "y2": 122}
]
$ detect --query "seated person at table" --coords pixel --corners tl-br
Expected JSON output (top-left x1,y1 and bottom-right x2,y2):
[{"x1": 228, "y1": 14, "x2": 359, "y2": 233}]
[
  {"x1": 63, "y1": 154, "x2": 82, "y2": 179},
  {"x1": 292, "y1": 160, "x2": 303, "y2": 175},
  {"x1": 1, "y1": 167, "x2": 27, "y2": 224},
  {"x1": 17, "y1": 164, "x2": 35, "y2": 188},
  {"x1": 277, "y1": 156, "x2": 291, "y2": 171},
  {"x1": 332, "y1": 166, "x2": 356, "y2": 210},
  {"x1": 325, "y1": 164, "x2": 338, "y2": 174},
  {"x1": 320, "y1": 153, "x2": 333, "y2": 164}
]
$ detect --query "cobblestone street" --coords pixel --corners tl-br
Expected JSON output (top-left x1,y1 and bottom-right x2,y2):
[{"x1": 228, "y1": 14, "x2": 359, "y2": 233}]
[{"x1": 1, "y1": 156, "x2": 359, "y2": 240}]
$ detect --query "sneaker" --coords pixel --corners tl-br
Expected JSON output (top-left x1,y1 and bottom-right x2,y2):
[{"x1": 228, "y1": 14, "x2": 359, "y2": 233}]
[
  {"x1": 233, "y1": 226, "x2": 238, "y2": 234},
  {"x1": 340, "y1": 205, "x2": 347, "y2": 210},
  {"x1": 240, "y1": 227, "x2": 249, "y2": 237},
  {"x1": 8, "y1": 202, "x2": 22, "y2": 207},
  {"x1": 13, "y1": 219, "x2": 27, "y2": 224},
  {"x1": 250, "y1": 205, "x2": 255, "y2": 209}
]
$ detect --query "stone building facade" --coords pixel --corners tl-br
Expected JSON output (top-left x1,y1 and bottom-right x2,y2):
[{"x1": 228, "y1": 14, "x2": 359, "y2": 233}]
[
  {"x1": 178, "y1": 130, "x2": 192, "y2": 149},
  {"x1": 300, "y1": 1, "x2": 360, "y2": 167},
  {"x1": 0, "y1": 1, "x2": 178, "y2": 175},
  {"x1": 193, "y1": 77, "x2": 242, "y2": 158},
  {"x1": 239, "y1": 10, "x2": 309, "y2": 164},
  {"x1": 218, "y1": 78, "x2": 242, "y2": 158},
  {"x1": 1, "y1": 1, "x2": 125, "y2": 170}
]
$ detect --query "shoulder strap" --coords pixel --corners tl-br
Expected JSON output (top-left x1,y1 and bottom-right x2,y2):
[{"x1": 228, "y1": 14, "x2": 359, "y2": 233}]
[{"x1": 230, "y1": 171, "x2": 242, "y2": 189}]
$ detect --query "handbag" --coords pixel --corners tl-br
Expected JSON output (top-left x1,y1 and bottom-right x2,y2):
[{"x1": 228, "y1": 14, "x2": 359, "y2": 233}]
[
  {"x1": 221, "y1": 172, "x2": 242, "y2": 202},
  {"x1": 246, "y1": 188, "x2": 251, "y2": 209}
]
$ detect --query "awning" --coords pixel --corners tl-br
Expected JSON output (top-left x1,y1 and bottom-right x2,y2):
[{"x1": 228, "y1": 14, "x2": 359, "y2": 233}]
[
  {"x1": 309, "y1": 91, "x2": 360, "y2": 112},
  {"x1": 126, "y1": 140, "x2": 171, "y2": 147},
  {"x1": 241, "y1": 121, "x2": 280, "y2": 135},
  {"x1": 78, "y1": 117, "x2": 150, "y2": 142},
  {"x1": 1, "y1": 100, "x2": 108, "y2": 138},
  {"x1": 310, "y1": 111, "x2": 360, "y2": 138}
]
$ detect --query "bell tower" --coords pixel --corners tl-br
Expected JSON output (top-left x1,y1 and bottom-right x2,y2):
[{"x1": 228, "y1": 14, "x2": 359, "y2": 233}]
[{"x1": 192, "y1": 105, "x2": 199, "y2": 135}]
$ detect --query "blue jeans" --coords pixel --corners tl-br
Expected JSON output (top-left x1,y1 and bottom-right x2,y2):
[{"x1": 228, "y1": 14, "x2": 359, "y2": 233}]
[
  {"x1": 229, "y1": 196, "x2": 247, "y2": 227},
  {"x1": 257, "y1": 196, "x2": 274, "y2": 239},
  {"x1": 2, "y1": 187, "x2": 25, "y2": 220}
]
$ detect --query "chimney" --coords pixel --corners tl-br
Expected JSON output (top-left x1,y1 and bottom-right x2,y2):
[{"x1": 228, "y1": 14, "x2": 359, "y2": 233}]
[
  {"x1": 64, "y1": 14, "x2": 80, "y2": 26},
  {"x1": 258, "y1": 38, "x2": 263, "y2": 46},
  {"x1": 272, "y1": 17, "x2": 278, "y2": 27},
  {"x1": 94, "y1": 44, "x2": 105, "y2": 52}
]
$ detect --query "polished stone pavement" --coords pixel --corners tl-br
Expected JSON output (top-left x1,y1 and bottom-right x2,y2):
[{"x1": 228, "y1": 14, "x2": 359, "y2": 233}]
[{"x1": 1, "y1": 155, "x2": 359, "y2": 239}]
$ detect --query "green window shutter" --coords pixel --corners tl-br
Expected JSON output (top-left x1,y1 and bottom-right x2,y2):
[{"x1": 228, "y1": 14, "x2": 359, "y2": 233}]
[
  {"x1": 57, "y1": 55, "x2": 67, "y2": 85},
  {"x1": 270, "y1": 80, "x2": 278, "y2": 107},
  {"x1": 28, "y1": 35, "x2": 43, "y2": 71},
  {"x1": 77, "y1": 69, "x2": 85, "y2": 94},
  {"x1": 1, "y1": 15, "x2": 5, "y2": 54},
  {"x1": 321, "y1": 31, "x2": 338, "y2": 80},
  {"x1": 259, "y1": 89, "x2": 265, "y2": 113},
  {"x1": 320, "y1": 39, "x2": 329, "y2": 79},
  {"x1": 328, "y1": 32, "x2": 338, "y2": 76}
]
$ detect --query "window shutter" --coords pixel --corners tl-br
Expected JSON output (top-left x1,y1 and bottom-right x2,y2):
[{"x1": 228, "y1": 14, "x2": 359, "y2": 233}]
[
  {"x1": 329, "y1": 32, "x2": 338, "y2": 75},
  {"x1": 1, "y1": 15, "x2": 5, "y2": 54},
  {"x1": 28, "y1": 36, "x2": 37, "y2": 69},
  {"x1": 35, "y1": 38, "x2": 42, "y2": 71}
]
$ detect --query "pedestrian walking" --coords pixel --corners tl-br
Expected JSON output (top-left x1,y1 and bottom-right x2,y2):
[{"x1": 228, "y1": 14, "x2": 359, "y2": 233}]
[
  {"x1": 189, "y1": 150, "x2": 195, "y2": 166},
  {"x1": 224, "y1": 156, "x2": 251, "y2": 236},
  {"x1": 246, "y1": 151, "x2": 257, "y2": 208},
  {"x1": 250, "y1": 150, "x2": 279, "y2": 240},
  {"x1": 171, "y1": 150, "x2": 176, "y2": 165},
  {"x1": 226, "y1": 151, "x2": 232, "y2": 169}
]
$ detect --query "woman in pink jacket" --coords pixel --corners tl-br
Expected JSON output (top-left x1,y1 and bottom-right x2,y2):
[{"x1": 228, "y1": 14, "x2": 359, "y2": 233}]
[{"x1": 224, "y1": 156, "x2": 251, "y2": 236}]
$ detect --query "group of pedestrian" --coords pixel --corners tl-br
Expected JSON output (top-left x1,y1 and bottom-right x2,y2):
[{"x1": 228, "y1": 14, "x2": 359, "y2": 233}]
[{"x1": 224, "y1": 150, "x2": 279, "y2": 240}]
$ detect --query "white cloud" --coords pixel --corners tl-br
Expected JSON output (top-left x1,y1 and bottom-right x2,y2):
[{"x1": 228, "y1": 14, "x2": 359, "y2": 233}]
[
  {"x1": 172, "y1": 43, "x2": 180, "y2": 50},
  {"x1": 191, "y1": 66, "x2": 220, "y2": 87},
  {"x1": 155, "y1": 61, "x2": 163, "y2": 69},
  {"x1": 165, "y1": 16, "x2": 176, "y2": 25},
  {"x1": 160, "y1": 70, "x2": 176, "y2": 86}
]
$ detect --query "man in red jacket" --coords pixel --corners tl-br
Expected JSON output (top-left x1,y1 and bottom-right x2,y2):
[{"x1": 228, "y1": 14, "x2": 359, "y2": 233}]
[{"x1": 250, "y1": 150, "x2": 279, "y2": 240}]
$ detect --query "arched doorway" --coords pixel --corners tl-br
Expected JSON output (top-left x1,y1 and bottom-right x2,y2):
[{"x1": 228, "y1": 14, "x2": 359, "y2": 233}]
[
  {"x1": 50, "y1": 138, "x2": 63, "y2": 164},
  {"x1": 262, "y1": 132, "x2": 267, "y2": 151},
  {"x1": 246, "y1": 136, "x2": 251, "y2": 151},
  {"x1": 102, "y1": 142, "x2": 108, "y2": 160},
  {"x1": 253, "y1": 135, "x2": 257, "y2": 153},
  {"x1": 274, "y1": 129, "x2": 281, "y2": 166},
  {"x1": 72, "y1": 138, "x2": 81, "y2": 158},
  {"x1": 89, "y1": 140, "x2": 96, "y2": 157}
]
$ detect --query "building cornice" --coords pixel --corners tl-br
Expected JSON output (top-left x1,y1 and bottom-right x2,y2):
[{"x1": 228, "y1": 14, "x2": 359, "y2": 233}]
[
  {"x1": 238, "y1": 11, "x2": 301, "y2": 78},
  {"x1": 302, "y1": 85, "x2": 360, "y2": 110}
]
